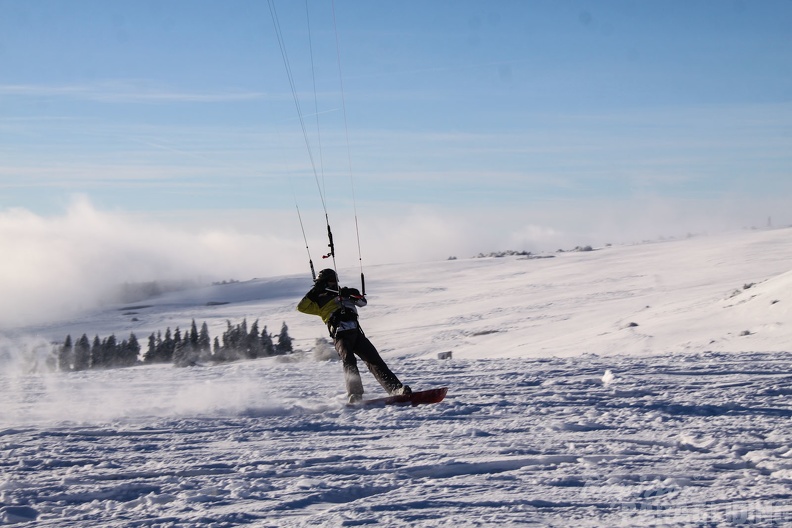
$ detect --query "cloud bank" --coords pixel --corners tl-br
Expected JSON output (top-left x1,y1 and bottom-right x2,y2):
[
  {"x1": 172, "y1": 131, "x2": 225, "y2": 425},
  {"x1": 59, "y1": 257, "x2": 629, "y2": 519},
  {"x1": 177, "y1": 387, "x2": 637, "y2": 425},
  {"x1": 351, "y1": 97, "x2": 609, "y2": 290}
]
[{"x1": 0, "y1": 198, "x2": 306, "y2": 329}]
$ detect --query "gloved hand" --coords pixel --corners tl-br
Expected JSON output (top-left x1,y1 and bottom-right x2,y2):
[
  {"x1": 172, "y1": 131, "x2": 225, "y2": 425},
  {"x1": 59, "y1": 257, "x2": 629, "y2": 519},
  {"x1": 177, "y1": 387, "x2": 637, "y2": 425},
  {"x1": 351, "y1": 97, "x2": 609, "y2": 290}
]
[
  {"x1": 306, "y1": 283, "x2": 327, "y2": 301},
  {"x1": 339, "y1": 287, "x2": 363, "y2": 299}
]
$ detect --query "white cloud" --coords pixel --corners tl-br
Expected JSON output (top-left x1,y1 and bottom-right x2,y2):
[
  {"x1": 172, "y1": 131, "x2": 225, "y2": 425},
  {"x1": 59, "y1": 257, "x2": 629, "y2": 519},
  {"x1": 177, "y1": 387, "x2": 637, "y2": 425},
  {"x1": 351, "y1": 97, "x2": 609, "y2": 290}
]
[
  {"x1": 0, "y1": 81, "x2": 268, "y2": 104},
  {"x1": 0, "y1": 197, "x2": 305, "y2": 329}
]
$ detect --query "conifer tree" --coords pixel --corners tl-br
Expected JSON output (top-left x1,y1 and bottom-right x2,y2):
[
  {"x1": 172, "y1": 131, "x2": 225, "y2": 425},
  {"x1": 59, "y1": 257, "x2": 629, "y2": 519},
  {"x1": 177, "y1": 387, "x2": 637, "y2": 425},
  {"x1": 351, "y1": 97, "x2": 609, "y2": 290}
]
[
  {"x1": 125, "y1": 333, "x2": 140, "y2": 366},
  {"x1": 198, "y1": 322, "x2": 212, "y2": 361},
  {"x1": 173, "y1": 337, "x2": 197, "y2": 368},
  {"x1": 276, "y1": 322, "x2": 293, "y2": 355},
  {"x1": 261, "y1": 326, "x2": 275, "y2": 356},
  {"x1": 103, "y1": 334, "x2": 118, "y2": 368},
  {"x1": 161, "y1": 328, "x2": 175, "y2": 363},
  {"x1": 247, "y1": 320, "x2": 263, "y2": 359},
  {"x1": 155, "y1": 330, "x2": 163, "y2": 361},
  {"x1": 145, "y1": 333, "x2": 157, "y2": 363},
  {"x1": 119, "y1": 338, "x2": 129, "y2": 367},
  {"x1": 189, "y1": 320, "x2": 199, "y2": 348},
  {"x1": 59, "y1": 335, "x2": 73, "y2": 372},
  {"x1": 74, "y1": 334, "x2": 91, "y2": 371},
  {"x1": 220, "y1": 320, "x2": 245, "y2": 361},
  {"x1": 221, "y1": 320, "x2": 232, "y2": 352},
  {"x1": 91, "y1": 335, "x2": 102, "y2": 369}
]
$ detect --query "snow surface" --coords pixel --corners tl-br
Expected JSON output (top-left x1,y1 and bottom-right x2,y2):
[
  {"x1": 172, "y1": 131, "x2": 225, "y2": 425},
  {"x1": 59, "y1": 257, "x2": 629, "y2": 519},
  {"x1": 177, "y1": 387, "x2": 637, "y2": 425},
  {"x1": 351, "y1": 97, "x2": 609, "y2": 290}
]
[{"x1": 2, "y1": 228, "x2": 792, "y2": 526}]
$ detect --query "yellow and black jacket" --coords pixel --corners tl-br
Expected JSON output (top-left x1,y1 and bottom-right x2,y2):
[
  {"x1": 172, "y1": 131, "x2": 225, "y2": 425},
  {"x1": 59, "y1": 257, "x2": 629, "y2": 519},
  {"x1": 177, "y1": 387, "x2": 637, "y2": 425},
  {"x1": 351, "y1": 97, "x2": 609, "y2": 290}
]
[{"x1": 297, "y1": 286, "x2": 366, "y2": 337}]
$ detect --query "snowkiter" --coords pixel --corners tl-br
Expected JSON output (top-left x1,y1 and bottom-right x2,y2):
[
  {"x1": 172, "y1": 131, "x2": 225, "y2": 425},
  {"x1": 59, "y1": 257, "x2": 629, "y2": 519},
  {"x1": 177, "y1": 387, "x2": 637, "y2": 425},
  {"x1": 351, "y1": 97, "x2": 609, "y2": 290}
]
[{"x1": 297, "y1": 268, "x2": 411, "y2": 403}]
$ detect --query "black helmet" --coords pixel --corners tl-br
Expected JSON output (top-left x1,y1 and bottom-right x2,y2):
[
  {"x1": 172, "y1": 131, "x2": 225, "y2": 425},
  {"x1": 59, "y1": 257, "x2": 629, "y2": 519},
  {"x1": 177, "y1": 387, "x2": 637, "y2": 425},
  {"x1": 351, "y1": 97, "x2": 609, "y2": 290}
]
[{"x1": 315, "y1": 268, "x2": 338, "y2": 284}]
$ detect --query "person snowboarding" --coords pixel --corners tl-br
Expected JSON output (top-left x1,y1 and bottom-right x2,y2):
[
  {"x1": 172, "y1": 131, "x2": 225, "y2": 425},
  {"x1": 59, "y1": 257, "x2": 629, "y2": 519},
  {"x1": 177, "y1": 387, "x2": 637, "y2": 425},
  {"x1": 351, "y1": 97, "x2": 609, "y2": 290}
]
[{"x1": 297, "y1": 268, "x2": 411, "y2": 404}]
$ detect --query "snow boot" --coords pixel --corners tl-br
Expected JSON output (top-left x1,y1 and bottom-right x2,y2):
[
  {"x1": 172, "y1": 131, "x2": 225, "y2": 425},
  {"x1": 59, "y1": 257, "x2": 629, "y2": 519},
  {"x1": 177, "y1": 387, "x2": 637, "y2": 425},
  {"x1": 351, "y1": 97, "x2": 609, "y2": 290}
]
[{"x1": 391, "y1": 385, "x2": 411, "y2": 396}]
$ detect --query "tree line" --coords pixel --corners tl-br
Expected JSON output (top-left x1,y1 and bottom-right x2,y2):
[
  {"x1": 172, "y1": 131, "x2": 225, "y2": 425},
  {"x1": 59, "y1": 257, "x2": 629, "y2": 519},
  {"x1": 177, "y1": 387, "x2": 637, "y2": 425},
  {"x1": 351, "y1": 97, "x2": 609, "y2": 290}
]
[{"x1": 57, "y1": 319, "x2": 293, "y2": 371}]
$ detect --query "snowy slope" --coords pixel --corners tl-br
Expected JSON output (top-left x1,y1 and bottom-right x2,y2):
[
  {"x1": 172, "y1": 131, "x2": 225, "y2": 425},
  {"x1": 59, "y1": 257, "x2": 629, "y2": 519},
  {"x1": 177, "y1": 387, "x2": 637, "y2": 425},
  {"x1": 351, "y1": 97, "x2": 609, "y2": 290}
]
[
  {"x1": 17, "y1": 227, "x2": 792, "y2": 360},
  {"x1": 2, "y1": 228, "x2": 792, "y2": 526}
]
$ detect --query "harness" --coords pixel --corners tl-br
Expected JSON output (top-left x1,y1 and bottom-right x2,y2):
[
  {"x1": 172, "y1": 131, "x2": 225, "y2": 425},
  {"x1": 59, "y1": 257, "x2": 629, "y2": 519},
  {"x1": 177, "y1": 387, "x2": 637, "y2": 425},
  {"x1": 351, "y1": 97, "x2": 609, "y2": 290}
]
[{"x1": 328, "y1": 307, "x2": 359, "y2": 338}]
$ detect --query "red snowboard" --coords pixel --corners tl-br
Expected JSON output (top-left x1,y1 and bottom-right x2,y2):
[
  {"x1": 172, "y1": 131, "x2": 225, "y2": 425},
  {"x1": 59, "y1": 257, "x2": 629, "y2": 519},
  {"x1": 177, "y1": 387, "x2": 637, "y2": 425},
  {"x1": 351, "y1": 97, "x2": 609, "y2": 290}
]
[{"x1": 350, "y1": 387, "x2": 448, "y2": 407}]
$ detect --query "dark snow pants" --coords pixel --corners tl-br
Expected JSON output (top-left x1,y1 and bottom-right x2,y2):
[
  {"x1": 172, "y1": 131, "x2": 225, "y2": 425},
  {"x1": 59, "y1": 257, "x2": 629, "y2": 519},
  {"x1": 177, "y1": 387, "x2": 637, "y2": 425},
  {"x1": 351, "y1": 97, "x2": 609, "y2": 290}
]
[{"x1": 334, "y1": 329, "x2": 402, "y2": 397}]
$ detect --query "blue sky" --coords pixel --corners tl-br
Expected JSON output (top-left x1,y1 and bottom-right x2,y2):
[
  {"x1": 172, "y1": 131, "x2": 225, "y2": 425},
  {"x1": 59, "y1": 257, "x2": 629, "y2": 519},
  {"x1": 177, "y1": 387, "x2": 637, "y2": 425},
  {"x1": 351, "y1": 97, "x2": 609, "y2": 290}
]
[{"x1": 1, "y1": 0, "x2": 792, "y2": 291}]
